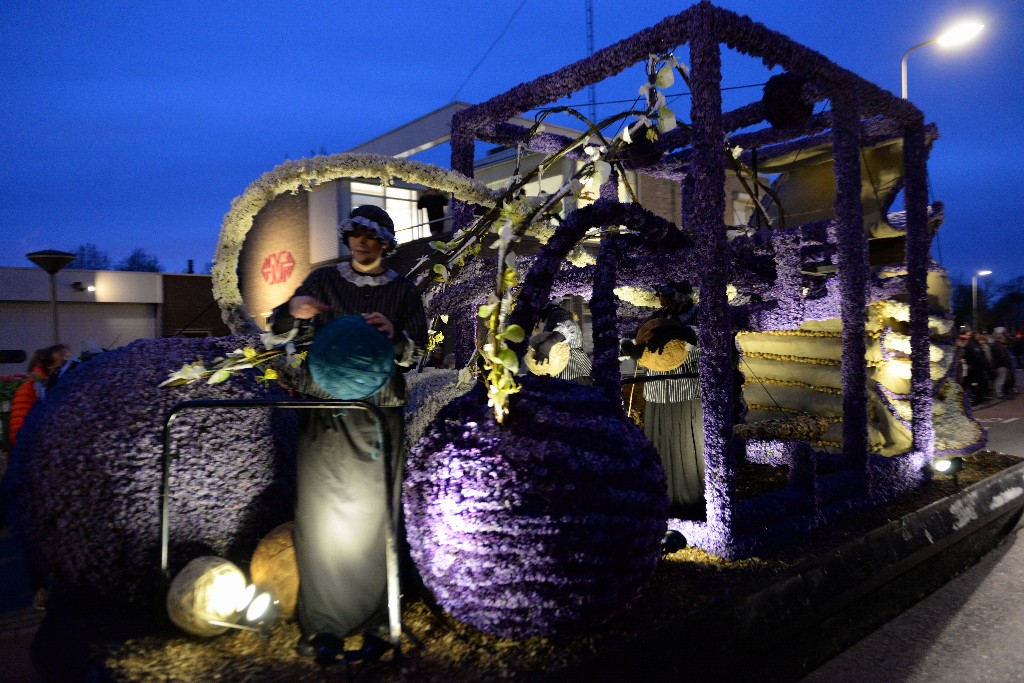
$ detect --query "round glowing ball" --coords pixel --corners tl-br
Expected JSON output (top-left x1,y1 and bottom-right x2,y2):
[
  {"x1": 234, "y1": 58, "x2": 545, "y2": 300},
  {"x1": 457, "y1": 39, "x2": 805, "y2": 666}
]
[
  {"x1": 166, "y1": 556, "x2": 249, "y2": 637},
  {"x1": 250, "y1": 522, "x2": 299, "y2": 620},
  {"x1": 309, "y1": 315, "x2": 394, "y2": 400}
]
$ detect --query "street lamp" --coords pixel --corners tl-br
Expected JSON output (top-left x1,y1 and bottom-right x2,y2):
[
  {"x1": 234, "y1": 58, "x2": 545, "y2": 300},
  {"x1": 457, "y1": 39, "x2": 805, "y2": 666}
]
[
  {"x1": 26, "y1": 249, "x2": 77, "y2": 344},
  {"x1": 972, "y1": 269, "x2": 992, "y2": 331},
  {"x1": 901, "y1": 21, "x2": 984, "y2": 99}
]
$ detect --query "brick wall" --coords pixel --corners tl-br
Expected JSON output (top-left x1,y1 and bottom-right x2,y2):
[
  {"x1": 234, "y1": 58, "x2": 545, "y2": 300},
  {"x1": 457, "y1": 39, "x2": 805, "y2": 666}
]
[
  {"x1": 634, "y1": 174, "x2": 682, "y2": 227},
  {"x1": 239, "y1": 191, "x2": 311, "y2": 329},
  {"x1": 162, "y1": 274, "x2": 230, "y2": 337}
]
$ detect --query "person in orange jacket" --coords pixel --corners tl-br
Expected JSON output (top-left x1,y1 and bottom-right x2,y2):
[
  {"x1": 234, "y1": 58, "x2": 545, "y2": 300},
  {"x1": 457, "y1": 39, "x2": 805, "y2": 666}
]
[
  {"x1": 3, "y1": 343, "x2": 69, "y2": 610},
  {"x1": 7, "y1": 344, "x2": 69, "y2": 447}
]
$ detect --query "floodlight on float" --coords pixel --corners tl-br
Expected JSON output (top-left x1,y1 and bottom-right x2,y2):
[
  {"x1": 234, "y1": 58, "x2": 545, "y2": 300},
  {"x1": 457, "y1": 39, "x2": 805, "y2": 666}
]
[
  {"x1": 166, "y1": 556, "x2": 280, "y2": 637},
  {"x1": 244, "y1": 587, "x2": 281, "y2": 630},
  {"x1": 932, "y1": 457, "x2": 965, "y2": 475}
]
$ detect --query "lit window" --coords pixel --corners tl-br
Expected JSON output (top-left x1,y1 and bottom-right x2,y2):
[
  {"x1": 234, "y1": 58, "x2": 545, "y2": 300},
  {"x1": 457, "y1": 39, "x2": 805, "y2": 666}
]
[{"x1": 350, "y1": 182, "x2": 429, "y2": 244}]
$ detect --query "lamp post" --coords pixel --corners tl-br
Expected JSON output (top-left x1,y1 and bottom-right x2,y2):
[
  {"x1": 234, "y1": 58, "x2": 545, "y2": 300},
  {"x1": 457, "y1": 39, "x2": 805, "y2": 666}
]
[
  {"x1": 972, "y1": 269, "x2": 992, "y2": 331},
  {"x1": 901, "y1": 21, "x2": 984, "y2": 99},
  {"x1": 27, "y1": 249, "x2": 77, "y2": 344}
]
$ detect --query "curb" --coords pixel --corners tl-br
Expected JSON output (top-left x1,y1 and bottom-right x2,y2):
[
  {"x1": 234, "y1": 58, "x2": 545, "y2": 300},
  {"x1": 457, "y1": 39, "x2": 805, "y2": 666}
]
[{"x1": 552, "y1": 459, "x2": 1024, "y2": 682}]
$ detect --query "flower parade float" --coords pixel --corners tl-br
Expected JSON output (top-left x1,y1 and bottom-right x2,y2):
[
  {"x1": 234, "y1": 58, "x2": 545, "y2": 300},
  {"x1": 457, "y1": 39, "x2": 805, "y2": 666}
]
[
  {"x1": 440, "y1": 0, "x2": 986, "y2": 561},
  {"x1": 11, "y1": 2, "x2": 1017, "y2": 681}
]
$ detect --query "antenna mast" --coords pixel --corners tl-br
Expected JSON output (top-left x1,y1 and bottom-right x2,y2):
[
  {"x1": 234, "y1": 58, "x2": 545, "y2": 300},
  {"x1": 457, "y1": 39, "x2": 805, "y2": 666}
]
[{"x1": 586, "y1": 0, "x2": 596, "y2": 121}]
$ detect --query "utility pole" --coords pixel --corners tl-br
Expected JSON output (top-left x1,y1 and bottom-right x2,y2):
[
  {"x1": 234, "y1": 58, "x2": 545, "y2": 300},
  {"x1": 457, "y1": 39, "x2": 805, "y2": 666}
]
[{"x1": 586, "y1": 0, "x2": 596, "y2": 122}]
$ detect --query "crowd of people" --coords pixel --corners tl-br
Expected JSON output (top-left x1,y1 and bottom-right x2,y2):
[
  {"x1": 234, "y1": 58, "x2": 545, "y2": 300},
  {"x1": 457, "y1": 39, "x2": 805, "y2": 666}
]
[{"x1": 956, "y1": 326, "x2": 1024, "y2": 405}]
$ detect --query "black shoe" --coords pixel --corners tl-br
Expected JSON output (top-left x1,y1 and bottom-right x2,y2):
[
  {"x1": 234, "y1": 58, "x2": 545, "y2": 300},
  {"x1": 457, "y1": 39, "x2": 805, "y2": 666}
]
[
  {"x1": 298, "y1": 632, "x2": 346, "y2": 667},
  {"x1": 295, "y1": 636, "x2": 316, "y2": 658}
]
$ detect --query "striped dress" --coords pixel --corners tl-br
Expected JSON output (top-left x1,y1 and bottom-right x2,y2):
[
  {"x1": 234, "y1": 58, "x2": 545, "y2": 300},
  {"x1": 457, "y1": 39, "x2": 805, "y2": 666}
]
[
  {"x1": 642, "y1": 342, "x2": 705, "y2": 508},
  {"x1": 543, "y1": 307, "x2": 592, "y2": 383}
]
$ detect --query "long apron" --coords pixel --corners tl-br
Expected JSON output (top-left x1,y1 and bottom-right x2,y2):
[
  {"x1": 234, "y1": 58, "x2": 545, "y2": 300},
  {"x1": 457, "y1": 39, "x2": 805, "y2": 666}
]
[
  {"x1": 294, "y1": 406, "x2": 403, "y2": 637},
  {"x1": 644, "y1": 400, "x2": 705, "y2": 507}
]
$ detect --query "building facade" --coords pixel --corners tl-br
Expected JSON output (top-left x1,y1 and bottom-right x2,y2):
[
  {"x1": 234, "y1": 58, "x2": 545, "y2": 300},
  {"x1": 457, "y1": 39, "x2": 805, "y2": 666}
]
[{"x1": 0, "y1": 267, "x2": 228, "y2": 375}]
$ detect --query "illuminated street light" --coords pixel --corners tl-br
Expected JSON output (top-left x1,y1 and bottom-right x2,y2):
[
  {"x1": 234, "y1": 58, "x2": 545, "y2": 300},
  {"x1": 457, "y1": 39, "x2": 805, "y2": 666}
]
[
  {"x1": 972, "y1": 269, "x2": 992, "y2": 331},
  {"x1": 901, "y1": 21, "x2": 984, "y2": 99}
]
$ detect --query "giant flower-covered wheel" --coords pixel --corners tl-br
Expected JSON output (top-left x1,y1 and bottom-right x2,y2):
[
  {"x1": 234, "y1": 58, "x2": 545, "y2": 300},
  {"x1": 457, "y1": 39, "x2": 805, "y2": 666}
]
[
  {"x1": 404, "y1": 375, "x2": 667, "y2": 639},
  {"x1": 4, "y1": 336, "x2": 296, "y2": 609}
]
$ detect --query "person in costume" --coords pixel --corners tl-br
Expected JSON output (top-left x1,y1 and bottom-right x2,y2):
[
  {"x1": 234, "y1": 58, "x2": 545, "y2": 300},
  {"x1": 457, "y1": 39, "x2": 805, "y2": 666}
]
[
  {"x1": 270, "y1": 205, "x2": 427, "y2": 642},
  {"x1": 624, "y1": 283, "x2": 704, "y2": 514},
  {"x1": 527, "y1": 300, "x2": 592, "y2": 383}
]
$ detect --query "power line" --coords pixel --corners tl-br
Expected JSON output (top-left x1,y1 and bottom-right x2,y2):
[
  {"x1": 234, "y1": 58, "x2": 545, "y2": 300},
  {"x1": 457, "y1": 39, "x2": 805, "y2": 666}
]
[
  {"x1": 451, "y1": 0, "x2": 531, "y2": 101},
  {"x1": 524, "y1": 81, "x2": 770, "y2": 116}
]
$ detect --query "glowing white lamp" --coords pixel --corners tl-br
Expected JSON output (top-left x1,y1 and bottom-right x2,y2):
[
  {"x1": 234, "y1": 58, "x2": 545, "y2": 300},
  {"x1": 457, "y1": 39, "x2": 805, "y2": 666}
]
[
  {"x1": 166, "y1": 556, "x2": 250, "y2": 637},
  {"x1": 901, "y1": 21, "x2": 985, "y2": 99}
]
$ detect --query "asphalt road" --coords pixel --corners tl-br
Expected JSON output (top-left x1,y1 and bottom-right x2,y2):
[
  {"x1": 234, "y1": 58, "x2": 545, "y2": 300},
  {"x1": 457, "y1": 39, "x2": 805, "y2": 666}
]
[{"x1": 800, "y1": 385, "x2": 1024, "y2": 683}]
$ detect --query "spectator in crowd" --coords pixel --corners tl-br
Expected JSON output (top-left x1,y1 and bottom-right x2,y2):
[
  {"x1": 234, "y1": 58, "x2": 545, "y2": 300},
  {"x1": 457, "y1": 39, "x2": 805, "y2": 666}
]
[
  {"x1": 3, "y1": 343, "x2": 69, "y2": 610},
  {"x1": 417, "y1": 189, "x2": 449, "y2": 236},
  {"x1": 7, "y1": 344, "x2": 69, "y2": 447},
  {"x1": 1014, "y1": 326, "x2": 1024, "y2": 379},
  {"x1": 961, "y1": 332, "x2": 991, "y2": 404},
  {"x1": 46, "y1": 340, "x2": 104, "y2": 390},
  {"x1": 991, "y1": 329, "x2": 1014, "y2": 397}
]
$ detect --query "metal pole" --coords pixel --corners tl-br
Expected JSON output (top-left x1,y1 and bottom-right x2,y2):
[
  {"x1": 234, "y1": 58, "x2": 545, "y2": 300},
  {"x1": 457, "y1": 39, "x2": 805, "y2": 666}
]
[
  {"x1": 901, "y1": 38, "x2": 937, "y2": 100},
  {"x1": 586, "y1": 0, "x2": 596, "y2": 121},
  {"x1": 48, "y1": 272, "x2": 59, "y2": 344},
  {"x1": 972, "y1": 274, "x2": 978, "y2": 330}
]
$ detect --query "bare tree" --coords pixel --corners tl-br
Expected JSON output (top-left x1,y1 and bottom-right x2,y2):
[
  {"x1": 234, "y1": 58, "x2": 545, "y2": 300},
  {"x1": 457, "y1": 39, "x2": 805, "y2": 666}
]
[
  {"x1": 69, "y1": 243, "x2": 112, "y2": 270},
  {"x1": 116, "y1": 249, "x2": 162, "y2": 273}
]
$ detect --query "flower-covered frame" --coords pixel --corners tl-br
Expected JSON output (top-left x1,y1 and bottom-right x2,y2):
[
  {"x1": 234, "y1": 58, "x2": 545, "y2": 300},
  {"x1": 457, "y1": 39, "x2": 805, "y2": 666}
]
[
  {"x1": 449, "y1": 1, "x2": 938, "y2": 557},
  {"x1": 211, "y1": 153, "x2": 500, "y2": 334}
]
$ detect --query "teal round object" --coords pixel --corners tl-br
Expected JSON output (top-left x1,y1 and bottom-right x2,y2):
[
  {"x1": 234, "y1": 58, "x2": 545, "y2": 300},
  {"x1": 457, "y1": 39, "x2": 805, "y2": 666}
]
[{"x1": 309, "y1": 315, "x2": 394, "y2": 400}]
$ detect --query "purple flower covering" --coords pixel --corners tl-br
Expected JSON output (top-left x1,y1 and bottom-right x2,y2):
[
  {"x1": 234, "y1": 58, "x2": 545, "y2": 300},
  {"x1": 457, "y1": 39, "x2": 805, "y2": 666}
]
[
  {"x1": 434, "y1": 0, "x2": 957, "y2": 564},
  {"x1": 4, "y1": 336, "x2": 296, "y2": 609},
  {"x1": 403, "y1": 376, "x2": 667, "y2": 638},
  {"x1": 687, "y1": 3, "x2": 737, "y2": 543},
  {"x1": 902, "y1": 122, "x2": 935, "y2": 461},
  {"x1": 830, "y1": 94, "x2": 870, "y2": 481}
]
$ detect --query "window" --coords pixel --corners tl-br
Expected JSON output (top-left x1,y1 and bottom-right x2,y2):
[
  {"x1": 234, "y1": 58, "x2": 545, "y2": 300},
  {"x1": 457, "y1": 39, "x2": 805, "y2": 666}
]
[{"x1": 349, "y1": 182, "x2": 427, "y2": 244}]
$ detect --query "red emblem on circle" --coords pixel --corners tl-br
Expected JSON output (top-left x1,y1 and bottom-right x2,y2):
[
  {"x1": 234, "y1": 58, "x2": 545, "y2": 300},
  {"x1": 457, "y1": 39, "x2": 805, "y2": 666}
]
[{"x1": 261, "y1": 251, "x2": 295, "y2": 285}]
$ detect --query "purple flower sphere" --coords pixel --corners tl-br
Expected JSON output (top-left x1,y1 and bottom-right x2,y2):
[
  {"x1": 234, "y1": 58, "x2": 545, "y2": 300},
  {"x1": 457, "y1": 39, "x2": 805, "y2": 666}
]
[
  {"x1": 4, "y1": 336, "x2": 296, "y2": 610},
  {"x1": 403, "y1": 375, "x2": 667, "y2": 639}
]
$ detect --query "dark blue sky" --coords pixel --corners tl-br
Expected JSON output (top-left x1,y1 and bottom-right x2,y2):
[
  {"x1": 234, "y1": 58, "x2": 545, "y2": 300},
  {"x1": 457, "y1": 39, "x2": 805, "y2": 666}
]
[{"x1": 2, "y1": 1, "x2": 1021, "y2": 286}]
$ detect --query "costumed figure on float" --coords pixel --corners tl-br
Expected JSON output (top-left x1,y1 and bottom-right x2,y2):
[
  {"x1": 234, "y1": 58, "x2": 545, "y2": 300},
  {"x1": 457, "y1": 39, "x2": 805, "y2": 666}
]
[{"x1": 269, "y1": 205, "x2": 427, "y2": 641}]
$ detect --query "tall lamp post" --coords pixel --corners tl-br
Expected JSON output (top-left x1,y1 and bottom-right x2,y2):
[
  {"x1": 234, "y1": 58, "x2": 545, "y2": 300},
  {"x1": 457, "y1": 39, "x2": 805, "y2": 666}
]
[
  {"x1": 901, "y1": 21, "x2": 984, "y2": 99},
  {"x1": 27, "y1": 249, "x2": 77, "y2": 344},
  {"x1": 972, "y1": 269, "x2": 992, "y2": 332}
]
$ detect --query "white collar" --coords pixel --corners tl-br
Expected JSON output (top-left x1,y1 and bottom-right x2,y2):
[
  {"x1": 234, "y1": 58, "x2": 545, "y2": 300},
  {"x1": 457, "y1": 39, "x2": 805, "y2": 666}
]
[{"x1": 337, "y1": 261, "x2": 397, "y2": 286}]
